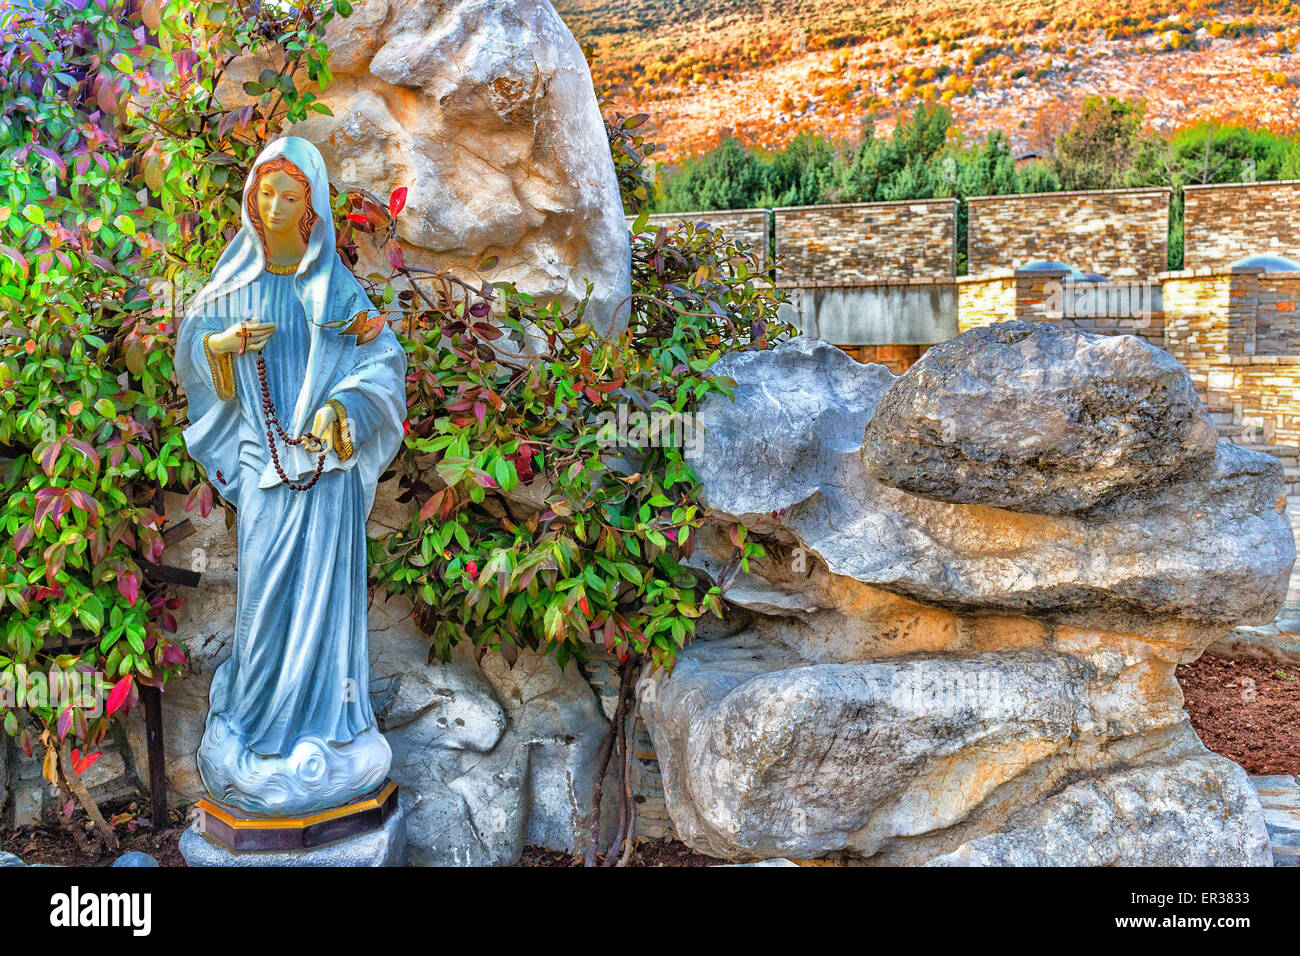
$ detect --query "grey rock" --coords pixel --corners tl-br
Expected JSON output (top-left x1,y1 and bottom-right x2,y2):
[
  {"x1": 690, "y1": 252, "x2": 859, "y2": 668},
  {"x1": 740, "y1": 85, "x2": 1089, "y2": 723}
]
[
  {"x1": 1211, "y1": 621, "x2": 1300, "y2": 666},
  {"x1": 112, "y1": 851, "x2": 159, "y2": 868},
  {"x1": 716, "y1": 858, "x2": 801, "y2": 867},
  {"x1": 179, "y1": 794, "x2": 408, "y2": 867},
  {"x1": 480, "y1": 651, "x2": 609, "y2": 855},
  {"x1": 927, "y1": 754, "x2": 1272, "y2": 866},
  {"x1": 643, "y1": 633, "x2": 1101, "y2": 860},
  {"x1": 1250, "y1": 774, "x2": 1300, "y2": 866},
  {"x1": 0, "y1": 851, "x2": 24, "y2": 867},
  {"x1": 219, "y1": 0, "x2": 632, "y2": 334},
  {"x1": 862, "y1": 322, "x2": 1219, "y2": 514},
  {"x1": 645, "y1": 331, "x2": 1292, "y2": 865},
  {"x1": 687, "y1": 336, "x2": 1293, "y2": 632},
  {"x1": 391, "y1": 645, "x2": 608, "y2": 866}
]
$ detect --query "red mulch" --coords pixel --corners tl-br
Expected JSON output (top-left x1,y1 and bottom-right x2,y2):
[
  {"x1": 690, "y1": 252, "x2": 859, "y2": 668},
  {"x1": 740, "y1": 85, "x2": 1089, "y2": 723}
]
[{"x1": 1177, "y1": 653, "x2": 1300, "y2": 775}]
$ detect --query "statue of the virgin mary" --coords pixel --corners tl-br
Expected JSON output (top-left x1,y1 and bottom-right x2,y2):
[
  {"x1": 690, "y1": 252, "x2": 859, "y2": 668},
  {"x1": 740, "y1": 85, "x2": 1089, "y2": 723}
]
[{"x1": 175, "y1": 137, "x2": 407, "y2": 816}]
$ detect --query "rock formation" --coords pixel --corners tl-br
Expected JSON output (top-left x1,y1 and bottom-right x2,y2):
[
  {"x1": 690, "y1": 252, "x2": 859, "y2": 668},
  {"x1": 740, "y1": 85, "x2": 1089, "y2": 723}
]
[
  {"x1": 641, "y1": 325, "x2": 1294, "y2": 865},
  {"x1": 222, "y1": 0, "x2": 632, "y2": 333}
]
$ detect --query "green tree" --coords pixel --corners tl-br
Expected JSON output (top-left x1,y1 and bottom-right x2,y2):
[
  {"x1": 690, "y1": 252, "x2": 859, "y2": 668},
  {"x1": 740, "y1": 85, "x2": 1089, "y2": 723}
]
[{"x1": 1052, "y1": 96, "x2": 1154, "y2": 190}]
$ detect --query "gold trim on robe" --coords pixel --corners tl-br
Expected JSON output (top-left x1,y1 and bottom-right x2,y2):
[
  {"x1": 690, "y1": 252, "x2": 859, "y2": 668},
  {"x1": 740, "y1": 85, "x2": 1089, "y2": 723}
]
[
  {"x1": 203, "y1": 333, "x2": 236, "y2": 401},
  {"x1": 329, "y1": 398, "x2": 354, "y2": 462}
]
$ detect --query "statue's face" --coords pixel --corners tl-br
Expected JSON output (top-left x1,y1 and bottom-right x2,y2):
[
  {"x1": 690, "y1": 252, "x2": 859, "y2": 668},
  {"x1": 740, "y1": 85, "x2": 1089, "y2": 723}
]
[{"x1": 256, "y1": 169, "x2": 308, "y2": 239}]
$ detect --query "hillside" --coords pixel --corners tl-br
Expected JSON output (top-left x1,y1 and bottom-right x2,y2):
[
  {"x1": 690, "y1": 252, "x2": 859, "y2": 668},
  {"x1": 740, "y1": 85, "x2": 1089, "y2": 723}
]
[{"x1": 553, "y1": 0, "x2": 1300, "y2": 164}]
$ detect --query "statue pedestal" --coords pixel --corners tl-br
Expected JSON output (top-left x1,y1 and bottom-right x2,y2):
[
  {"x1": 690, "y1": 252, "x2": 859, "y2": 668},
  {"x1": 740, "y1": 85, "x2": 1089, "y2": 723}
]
[{"x1": 180, "y1": 781, "x2": 407, "y2": 867}]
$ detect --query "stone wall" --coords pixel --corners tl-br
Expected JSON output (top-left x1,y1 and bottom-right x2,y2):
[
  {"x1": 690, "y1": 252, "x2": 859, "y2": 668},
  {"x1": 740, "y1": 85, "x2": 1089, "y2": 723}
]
[
  {"x1": 1184, "y1": 181, "x2": 1300, "y2": 270},
  {"x1": 955, "y1": 272, "x2": 1019, "y2": 333},
  {"x1": 631, "y1": 209, "x2": 771, "y2": 269},
  {"x1": 1163, "y1": 269, "x2": 1300, "y2": 446},
  {"x1": 780, "y1": 279, "x2": 958, "y2": 346},
  {"x1": 968, "y1": 187, "x2": 1171, "y2": 278},
  {"x1": 1255, "y1": 274, "x2": 1300, "y2": 356},
  {"x1": 774, "y1": 199, "x2": 958, "y2": 284},
  {"x1": 957, "y1": 270, "x2": 1166, "y2": 349}
]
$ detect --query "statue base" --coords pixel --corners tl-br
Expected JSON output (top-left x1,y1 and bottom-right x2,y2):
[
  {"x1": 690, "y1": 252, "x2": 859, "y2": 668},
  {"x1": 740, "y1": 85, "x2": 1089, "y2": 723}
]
[{"x1": 180, "y1": 781, "x2": 407, "y2": 867}]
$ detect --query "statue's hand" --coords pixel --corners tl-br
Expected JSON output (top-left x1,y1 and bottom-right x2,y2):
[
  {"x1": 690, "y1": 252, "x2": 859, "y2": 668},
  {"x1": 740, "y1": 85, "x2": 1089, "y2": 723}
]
[
  {"x1": 306, "y1": 404, "x2": 337, "y2": 454},
  {"x1": 209, "y1": 321, "x2": 276, "y2": 355}
]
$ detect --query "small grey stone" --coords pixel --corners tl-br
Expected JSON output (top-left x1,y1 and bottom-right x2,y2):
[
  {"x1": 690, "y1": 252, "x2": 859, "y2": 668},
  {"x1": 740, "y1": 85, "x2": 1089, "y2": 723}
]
[
  {"x1": 0, "y1": 852, "x2": 25, "y2": 867},
  {"x1": 112, "y1": 851, "x2": 159, "y2": 868}
]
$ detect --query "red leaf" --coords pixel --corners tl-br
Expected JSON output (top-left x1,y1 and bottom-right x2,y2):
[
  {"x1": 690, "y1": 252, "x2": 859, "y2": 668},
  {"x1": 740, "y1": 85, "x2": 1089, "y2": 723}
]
[
  {"x1": 68, "y1": 488, "x2": 101, "y2": 524},
  {"x1": 57, "y1": 706, "x2": 73, "y2": 741},
  {"x1": 39, "y1": 436, "x2": 66, "y2": 477},
  {"x1": 13, "y1": 524, "x2": 33, "y2": 552},
  {"x1": 578, "y1": 596, "x2": 590, "y2": 615},
  {"x1": 117, "y1": 571, "x2": 139, "y2": 607},
  {"x1": 419, "y1": 490, "x2": 446, "y2": 522},
  {"x1": 106, "y1": 675, "x2": 133, "y2": 717},
  {"x1": 384, "y1": 241, "x2": 406, "y2": 271},
  {"x1": 0, "y1": 244, "x2": 29, "y2": 278},
  {"x1": 67, "y1": 438, "x2": 100, "y2": 472},
  {"x1": 73, "y1": 751, "x2": 102, "y2": 776},
  {"x1": 465, "y1": 561, "x2": 478, "y2": 580},
  {"x1": 389, "y1": 186, "x2": 407, "y2": 218},
  {"x1": 162, "y1": 643, "x2": 187, "y2": 667},
  {"x1": 184, "y1": 482, "x2": 214, "y2": 518}
]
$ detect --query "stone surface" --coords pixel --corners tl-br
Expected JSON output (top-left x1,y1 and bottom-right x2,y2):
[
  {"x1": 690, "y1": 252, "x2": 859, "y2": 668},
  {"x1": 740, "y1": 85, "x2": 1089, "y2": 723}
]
[
  {"x1": 688, "y1": 335, "x2": 1291, "y2": 635},
  {"x1": 221, "y1": 0, "x2": 631, "y2": 334},
  {"x1": 1250, "y1": 775, "x2": 1300, "y2": 867},
  {"x1": 1184, "y1": 181, "x2": 1300, "y2": 271},
  {"x1": 862, "y1": 322, "x2": 1219, "y2": 514},
  {"x1": 179, "y1": 794, "x2": 408, "y2": 867},
  {"x1": 968, "y1": 187, "x2": 1170, "y2": 278},
  {"x1": 928, "y1": 751, "x2": 1271, "y2": 866},
  {"x1": 640, "y1": 329, "x2": 1294, "y2": 865},
  {"x1": 0, "y1": 851, "x2": 23, "y2": 867},
  {"x1": 112, "y1": 851, "x2": 159, "y2": 868},
  {"x1": 1210, "y1": 619, "x2": 1300, "y2": 666}
]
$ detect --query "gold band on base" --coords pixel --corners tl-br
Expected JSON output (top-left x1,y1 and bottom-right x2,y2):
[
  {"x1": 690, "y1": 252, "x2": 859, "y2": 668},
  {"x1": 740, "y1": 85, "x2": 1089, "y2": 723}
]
[{"x1": 195, "y1": 779, "x2": 399, "y2": 852}]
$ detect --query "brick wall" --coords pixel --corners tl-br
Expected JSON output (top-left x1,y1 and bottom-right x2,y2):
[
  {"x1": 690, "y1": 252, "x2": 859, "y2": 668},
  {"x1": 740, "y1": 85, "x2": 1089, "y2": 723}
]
[
  {"x1": 837, "y1": 344, "x2": 931, "y2": 374},
  {"x1": 1183, "y1": 181, "x2": 1300, "y2": 271},
  {"x1": 968, "y1": 187, "x2": 1171, "y2": 278},
  {"x1": 956, "y1": 270, "x2": 1072, "y2": 331},
  {"x1": 1255, "y1": 274, "x2": 1300, "y2": 356},
  {"x1": 773, "y1": 199, "x2": 958, "y2": 285},
  {"x1": 957, "y1": 270, "x2": 1167, "y2": 349},
  {"x1": 1163, "y1": 268, "x2": 1300, "y2": 445},
  {"x1": 630, "y1": 208, "x2": 771, "y2": 269},
  {"x1": 956, "y1": 272, "x2": 1019, "y2": 333}
]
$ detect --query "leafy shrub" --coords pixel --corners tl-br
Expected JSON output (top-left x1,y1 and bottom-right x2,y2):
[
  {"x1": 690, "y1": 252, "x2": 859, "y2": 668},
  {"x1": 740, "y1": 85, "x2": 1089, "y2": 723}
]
[{"x1": 0, "y1": 0, "x2": 341, "y2": 853}]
